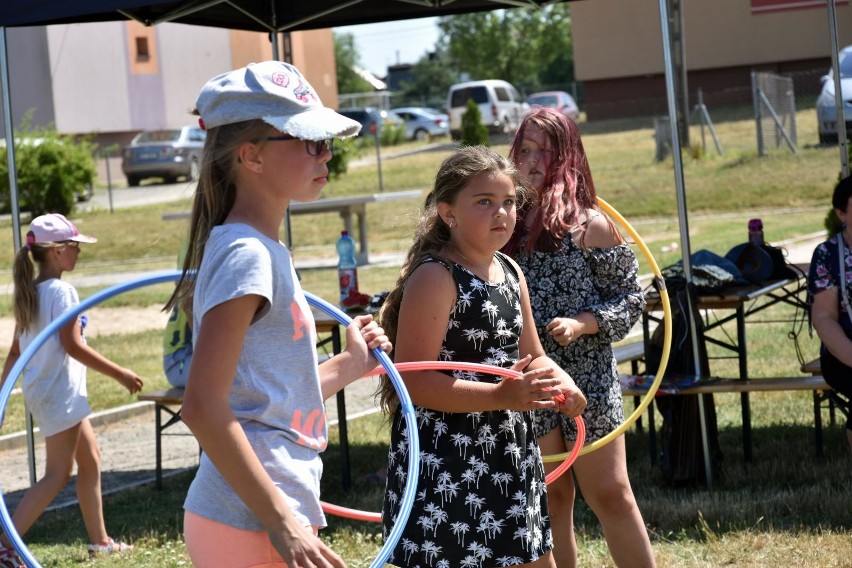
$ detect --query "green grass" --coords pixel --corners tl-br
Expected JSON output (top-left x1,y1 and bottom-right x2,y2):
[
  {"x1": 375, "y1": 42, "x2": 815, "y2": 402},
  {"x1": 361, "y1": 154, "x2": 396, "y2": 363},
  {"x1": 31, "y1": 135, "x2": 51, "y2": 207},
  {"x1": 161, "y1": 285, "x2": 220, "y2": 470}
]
[
  {"x1": 2, "y1": 106, "x2": 850, "y2": 566},
  {"x1": 17, "y1": 401, "x2": 852, "y2": 567}
]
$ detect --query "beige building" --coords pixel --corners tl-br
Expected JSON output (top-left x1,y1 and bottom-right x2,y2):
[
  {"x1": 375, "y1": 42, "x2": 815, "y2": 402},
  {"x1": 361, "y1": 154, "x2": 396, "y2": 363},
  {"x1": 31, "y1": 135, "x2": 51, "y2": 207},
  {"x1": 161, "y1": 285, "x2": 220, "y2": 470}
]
[
  {"x1": 1, "y1": 22, "x2": 338, "y2": 147},
  {"x1": 570, "y1": 0, "x2": 852, "y2": 119}
]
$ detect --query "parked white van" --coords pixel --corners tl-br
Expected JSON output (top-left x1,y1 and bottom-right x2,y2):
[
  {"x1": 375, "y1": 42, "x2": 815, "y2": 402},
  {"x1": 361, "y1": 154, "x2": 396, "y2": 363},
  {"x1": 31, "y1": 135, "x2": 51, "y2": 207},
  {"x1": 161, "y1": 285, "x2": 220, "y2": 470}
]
[{"x1": 446, "y1": 79, "x2": 528, "y2": 140}]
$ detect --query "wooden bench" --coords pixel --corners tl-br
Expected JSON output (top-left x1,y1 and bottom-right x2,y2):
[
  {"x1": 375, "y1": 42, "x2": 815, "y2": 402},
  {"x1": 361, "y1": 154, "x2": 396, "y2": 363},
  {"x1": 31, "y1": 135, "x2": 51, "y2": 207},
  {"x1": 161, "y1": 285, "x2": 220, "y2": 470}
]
[
  {"x1": 163, "y1": 189, "x2": 423, "y2": 264},
  {"x1": 613, "y1": 340, "x2": 648, "y2": 432},
  {"x1": 800, "y1": 358, "x2": 850, "y2": 454},
  {"x1": 622, "y1": 367, "x2": 842, "y2": 459},
  {"x1": 613, "y1": 340, "x2": 645, "y2": 374},
  {"x1": 137, "y1": 387, "x2": 192, "y2": 489}
]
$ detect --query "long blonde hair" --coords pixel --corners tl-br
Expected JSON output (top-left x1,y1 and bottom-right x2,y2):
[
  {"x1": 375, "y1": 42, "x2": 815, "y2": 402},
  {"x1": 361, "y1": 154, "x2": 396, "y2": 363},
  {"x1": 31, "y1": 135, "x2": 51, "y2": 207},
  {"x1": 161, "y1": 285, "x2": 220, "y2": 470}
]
[
  {"x1": 376, "y1": 145, "x2": 525, "y2": 414},
  {"x1": 12, "y1": 242, "x2": 64, "y2": 333},
  {"x1": 165, "y1": 119, "x2": 272, "y2": 315}
]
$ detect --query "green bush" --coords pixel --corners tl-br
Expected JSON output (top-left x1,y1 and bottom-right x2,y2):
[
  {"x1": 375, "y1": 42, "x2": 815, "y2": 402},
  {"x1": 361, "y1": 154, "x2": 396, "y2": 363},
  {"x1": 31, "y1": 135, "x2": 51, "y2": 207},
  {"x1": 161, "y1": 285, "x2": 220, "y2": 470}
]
[
  {"x1": 0, "y1": 128, "x2": 97, "y2": 216},
  {"x1": 460, "y1": 99, "x2": 490, "y2": 147},
  {"x1": 380, "y1": 122, "x2": 405, "y2": 146},
  {"x1": 328, "y1": 136, "x2": 360, "y2": 180}
]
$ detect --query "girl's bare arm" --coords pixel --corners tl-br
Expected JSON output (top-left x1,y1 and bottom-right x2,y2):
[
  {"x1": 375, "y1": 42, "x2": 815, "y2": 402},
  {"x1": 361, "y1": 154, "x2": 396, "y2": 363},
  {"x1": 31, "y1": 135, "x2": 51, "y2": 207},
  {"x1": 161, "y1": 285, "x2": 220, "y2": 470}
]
[
  {"x1": 60, "y1": 319, "x2": 143, "y2": 393},
  {"x1": 392, "y1": 262, "x2": 561, "y2": 413}
]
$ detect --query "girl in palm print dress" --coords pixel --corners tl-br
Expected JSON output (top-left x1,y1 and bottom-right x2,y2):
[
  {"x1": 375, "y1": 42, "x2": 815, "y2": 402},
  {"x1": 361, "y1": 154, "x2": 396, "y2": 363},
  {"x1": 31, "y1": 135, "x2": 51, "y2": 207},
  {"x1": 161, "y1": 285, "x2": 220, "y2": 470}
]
[{"x1": 377, "y1": 146, "x2": 586, "y2": 568}]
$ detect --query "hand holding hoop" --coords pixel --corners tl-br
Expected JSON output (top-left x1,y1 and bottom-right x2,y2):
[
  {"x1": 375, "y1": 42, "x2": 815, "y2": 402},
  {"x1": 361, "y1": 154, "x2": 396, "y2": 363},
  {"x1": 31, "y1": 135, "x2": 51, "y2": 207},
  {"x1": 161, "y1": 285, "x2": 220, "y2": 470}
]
[{"x1": 540, "y1": 198, "x2": 673, "y2": 463}]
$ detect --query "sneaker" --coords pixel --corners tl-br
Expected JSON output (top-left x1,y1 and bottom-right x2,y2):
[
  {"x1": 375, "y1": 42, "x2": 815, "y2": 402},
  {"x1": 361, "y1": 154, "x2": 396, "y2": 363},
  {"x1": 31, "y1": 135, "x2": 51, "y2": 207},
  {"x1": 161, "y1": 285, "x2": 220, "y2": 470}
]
[
  {"x1": 0, "y1": 545, "x2": 23, "y2": 568},
  {"x1": 87, "y1": 537, "x2": 132, "y2": 559}
]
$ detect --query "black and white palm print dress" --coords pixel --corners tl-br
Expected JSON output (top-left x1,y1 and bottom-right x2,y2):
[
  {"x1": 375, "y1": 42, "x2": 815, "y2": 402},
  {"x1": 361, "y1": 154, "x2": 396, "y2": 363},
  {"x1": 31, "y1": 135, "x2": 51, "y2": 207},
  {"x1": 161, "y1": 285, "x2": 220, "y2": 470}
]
[
  {"x1": 382, "y1": 252, "x2": 553, "y2": 568},
  {"x1": 515, "y1": 231, "x2": 645, "y2": 444}
]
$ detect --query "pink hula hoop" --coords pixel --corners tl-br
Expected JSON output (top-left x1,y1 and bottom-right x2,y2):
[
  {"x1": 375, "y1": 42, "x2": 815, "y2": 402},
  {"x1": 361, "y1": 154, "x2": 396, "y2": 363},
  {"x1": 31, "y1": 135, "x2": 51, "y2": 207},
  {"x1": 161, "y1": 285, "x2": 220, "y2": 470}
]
[{"x1": 321, "y1": 360, "x2": 586, "y2": 523}]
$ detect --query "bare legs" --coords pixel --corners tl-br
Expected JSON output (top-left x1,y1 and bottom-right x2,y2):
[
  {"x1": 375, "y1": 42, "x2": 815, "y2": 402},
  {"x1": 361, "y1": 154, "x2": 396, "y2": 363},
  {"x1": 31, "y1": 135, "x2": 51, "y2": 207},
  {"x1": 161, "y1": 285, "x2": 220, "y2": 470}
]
[
  {"x1": 539, "y1": 427, "x2": 656, "y2": 568},
  {"x1": 0, "y1": 418, "x2": 109, "y2": 549},
  {"x1": 74, "y1": 419, "x2": 109, "y2": 544},
  {"x1": 539, "y1": 428, "x2": 578, "y2": 567}
]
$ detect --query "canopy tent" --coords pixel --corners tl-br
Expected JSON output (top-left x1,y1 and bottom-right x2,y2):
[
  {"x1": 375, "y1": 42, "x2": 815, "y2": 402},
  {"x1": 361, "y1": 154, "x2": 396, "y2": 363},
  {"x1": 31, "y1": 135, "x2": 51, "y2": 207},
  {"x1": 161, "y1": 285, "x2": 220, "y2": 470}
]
[{"x1": 0, "y1": 0, "x2": 847, "y2": 490}]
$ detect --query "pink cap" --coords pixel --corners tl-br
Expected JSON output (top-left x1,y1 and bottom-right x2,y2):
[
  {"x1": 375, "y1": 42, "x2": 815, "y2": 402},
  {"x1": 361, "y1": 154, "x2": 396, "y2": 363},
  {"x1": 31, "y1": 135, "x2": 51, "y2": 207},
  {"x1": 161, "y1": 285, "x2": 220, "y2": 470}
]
[{"x1": 26, "y1": 213, "x2": 97, "y2": 249}]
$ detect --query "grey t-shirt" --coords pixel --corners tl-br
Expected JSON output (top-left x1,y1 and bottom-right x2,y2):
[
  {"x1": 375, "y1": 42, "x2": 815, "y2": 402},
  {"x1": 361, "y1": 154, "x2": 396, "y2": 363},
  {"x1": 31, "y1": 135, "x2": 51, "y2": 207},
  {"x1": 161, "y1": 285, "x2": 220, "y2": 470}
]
[{"x1": 184, "y1": 223, "x2": 327, "y2": 530}]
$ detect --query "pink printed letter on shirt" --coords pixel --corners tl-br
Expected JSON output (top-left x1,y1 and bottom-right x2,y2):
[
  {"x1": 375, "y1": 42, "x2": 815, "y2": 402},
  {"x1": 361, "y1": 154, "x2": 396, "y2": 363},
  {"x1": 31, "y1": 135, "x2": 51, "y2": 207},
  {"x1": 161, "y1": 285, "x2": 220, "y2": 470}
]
[
  {"x1": 290, "y1": 409, "x2": 328, "y2": 450},
  {"x1": 290, "y1": 300, "x2": 310, "y2": 341}
]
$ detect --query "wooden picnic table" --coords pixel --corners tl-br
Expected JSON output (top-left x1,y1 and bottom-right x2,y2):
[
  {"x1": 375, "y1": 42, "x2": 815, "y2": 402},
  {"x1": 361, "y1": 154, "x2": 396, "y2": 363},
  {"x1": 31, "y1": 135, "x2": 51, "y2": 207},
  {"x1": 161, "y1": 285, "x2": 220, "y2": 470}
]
[{"x1": 163, "y1": 189, "x2": 423, "y2": 265}]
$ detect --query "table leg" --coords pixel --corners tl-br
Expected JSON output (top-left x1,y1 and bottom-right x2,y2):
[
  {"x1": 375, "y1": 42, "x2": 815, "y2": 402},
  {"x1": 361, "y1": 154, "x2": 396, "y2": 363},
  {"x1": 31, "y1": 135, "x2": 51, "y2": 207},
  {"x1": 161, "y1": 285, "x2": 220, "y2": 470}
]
[
  {"x1": 648, "y1": 400, "x2": 657, "y2": 466},
  {"x1": 154, "y1": 404, "x2": 163, "y2": 490},
  {"x1": 814, "y1": 391, "x2": 824, "y2": 457},
  {"x1": 331, "y1": 327, "x2": 351, "y2": 491},
  {"x1": 356, "y1": 209, "x2": 368, "y2": 265},
  {"x1": 736, "y1": 305, "x2": 753, "y2": 463}
]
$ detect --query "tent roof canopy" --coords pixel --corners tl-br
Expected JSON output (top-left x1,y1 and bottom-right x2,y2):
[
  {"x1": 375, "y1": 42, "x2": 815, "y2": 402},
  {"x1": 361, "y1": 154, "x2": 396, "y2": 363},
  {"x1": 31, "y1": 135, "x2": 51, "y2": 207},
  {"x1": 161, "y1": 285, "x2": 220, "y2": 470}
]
[{"x1": 0, "y1": 0, "x2": 563, "y2": 32}]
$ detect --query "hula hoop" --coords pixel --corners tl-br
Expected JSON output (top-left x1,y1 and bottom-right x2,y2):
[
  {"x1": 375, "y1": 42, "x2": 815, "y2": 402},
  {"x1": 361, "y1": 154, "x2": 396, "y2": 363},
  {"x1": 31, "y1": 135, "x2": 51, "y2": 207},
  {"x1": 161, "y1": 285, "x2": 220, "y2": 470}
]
[
  {"x1": 0, "y1": 276, "x2": 418, "y2": 568},
  {"x1": 303, "y1": 292, "x2": 419, "y2": 568},
  {"x1": 540, "y1": 197, "x2": 673, "y2": 463},
  {"x1": 322, "y1": 361, "x2": 586, "y2": 523},
  {"x1": 0, "y1": 271, "x2": 183, "y2": 568}
]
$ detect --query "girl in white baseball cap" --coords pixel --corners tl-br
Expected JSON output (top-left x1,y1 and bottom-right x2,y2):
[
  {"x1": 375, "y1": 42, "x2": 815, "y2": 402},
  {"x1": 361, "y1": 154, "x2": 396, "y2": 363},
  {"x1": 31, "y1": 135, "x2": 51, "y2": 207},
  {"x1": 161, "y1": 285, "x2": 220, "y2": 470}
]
[
  {"x1": 0, "y1": 213, "x2": 143, "y2": 566},
  {"x1": 166, "y1": 61, "x2": 391, "y2": 568}
]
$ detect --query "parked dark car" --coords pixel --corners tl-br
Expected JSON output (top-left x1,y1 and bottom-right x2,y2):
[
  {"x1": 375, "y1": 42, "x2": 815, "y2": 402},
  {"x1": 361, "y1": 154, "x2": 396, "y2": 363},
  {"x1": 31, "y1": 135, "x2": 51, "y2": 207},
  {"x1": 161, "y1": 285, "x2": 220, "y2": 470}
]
[
  {"x1": 337, "y1": 107, "x2": 404, "y2": 137},
  {"x1": 121, "y1": 126, "x2": 206, "y2": 186},
  {"x1": 526, "y1": 91, "x2": 580, "y2": 121},
  {"x1": 390, "y1": 107, "x2": 449, "y2": 141}
]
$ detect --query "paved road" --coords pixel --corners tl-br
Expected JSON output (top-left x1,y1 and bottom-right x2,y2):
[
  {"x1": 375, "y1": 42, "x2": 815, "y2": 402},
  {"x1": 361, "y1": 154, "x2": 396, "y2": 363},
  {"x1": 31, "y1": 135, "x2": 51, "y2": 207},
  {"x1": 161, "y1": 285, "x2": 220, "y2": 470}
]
[{"x1": 81, "y1": 179, "x2": 195, "y2": 212}]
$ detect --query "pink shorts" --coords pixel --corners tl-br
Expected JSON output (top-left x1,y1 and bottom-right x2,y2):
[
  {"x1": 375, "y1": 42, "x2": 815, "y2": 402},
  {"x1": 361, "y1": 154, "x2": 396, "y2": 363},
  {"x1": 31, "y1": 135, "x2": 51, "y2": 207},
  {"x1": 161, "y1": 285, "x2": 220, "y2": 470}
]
[{"x1": 184, "y1": 511, "x2": 318, "y2": 568}]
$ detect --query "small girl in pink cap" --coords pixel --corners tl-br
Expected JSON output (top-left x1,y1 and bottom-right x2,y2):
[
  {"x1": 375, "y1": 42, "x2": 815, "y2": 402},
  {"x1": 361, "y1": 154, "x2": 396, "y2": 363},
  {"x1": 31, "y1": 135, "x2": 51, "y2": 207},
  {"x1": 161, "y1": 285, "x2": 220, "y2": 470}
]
[{"x1": 0, "y1": 213, "x2": 142, "y2": 566}]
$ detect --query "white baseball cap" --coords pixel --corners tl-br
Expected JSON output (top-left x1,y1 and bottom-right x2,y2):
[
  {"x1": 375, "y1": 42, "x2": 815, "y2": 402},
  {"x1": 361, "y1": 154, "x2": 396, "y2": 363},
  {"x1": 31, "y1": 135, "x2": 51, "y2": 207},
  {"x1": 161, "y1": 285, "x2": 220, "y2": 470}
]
[{"x1": 195, "y1": 61, "x2": 361, "y2": 140}]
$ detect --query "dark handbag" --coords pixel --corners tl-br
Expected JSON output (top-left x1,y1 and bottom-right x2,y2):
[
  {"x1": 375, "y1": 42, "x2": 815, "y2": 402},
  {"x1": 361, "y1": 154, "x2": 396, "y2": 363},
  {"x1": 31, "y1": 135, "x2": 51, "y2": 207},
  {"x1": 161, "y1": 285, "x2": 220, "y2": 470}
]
[{"x1": 725, "y1": 242, "x2": 796, "y2": 283}]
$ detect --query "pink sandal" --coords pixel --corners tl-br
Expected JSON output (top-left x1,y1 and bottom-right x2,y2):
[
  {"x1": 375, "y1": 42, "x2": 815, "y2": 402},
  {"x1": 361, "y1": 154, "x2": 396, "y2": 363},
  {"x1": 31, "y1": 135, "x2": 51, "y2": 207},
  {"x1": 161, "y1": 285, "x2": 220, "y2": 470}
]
[
  {"x1": 87, "y1": 537, "x2": 132, "y2": 559},
  {"x1": 0, "y1": 545, "x2": 23, "y2": 568}
]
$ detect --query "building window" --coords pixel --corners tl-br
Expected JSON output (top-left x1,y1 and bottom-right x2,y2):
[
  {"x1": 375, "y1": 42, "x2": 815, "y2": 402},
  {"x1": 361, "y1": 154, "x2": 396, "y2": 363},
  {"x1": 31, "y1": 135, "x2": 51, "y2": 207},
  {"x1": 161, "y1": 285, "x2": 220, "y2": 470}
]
[{"x1": 135, "y1": 37, "x2": 150, "y2": 62}]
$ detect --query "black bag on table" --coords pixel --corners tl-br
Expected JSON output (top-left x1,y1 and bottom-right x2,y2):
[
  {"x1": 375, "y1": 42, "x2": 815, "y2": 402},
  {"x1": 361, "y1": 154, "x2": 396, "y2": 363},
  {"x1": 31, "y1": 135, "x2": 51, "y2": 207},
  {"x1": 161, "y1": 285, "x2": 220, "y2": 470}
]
[
  {"x1": 725, "y1": 242, "x2": 797, "y2": 283},
  {"x1": 646, "y1": 276, "x2": 724, "y2": 487}
]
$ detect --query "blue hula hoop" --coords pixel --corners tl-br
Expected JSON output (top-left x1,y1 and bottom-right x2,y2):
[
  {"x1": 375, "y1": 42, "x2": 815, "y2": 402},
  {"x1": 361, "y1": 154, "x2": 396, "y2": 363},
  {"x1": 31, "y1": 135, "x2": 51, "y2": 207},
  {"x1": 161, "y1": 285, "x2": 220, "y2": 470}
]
[
  {"x1": 0, "y1": 270, "x2": 182, "y2": 568},
  {"x1": 304, "y1": 291, "x2": 418, "y2": 568},
  {"x1": 0, "y1": 273, "x2": 418, "y2": 568}
]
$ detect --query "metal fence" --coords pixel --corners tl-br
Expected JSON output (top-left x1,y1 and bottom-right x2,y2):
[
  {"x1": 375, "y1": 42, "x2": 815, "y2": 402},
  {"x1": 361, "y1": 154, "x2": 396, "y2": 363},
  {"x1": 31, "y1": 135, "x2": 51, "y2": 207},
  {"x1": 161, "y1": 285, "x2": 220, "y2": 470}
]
[{"x1": 752, "y1": 71, "x2": 797, "y2": 155}]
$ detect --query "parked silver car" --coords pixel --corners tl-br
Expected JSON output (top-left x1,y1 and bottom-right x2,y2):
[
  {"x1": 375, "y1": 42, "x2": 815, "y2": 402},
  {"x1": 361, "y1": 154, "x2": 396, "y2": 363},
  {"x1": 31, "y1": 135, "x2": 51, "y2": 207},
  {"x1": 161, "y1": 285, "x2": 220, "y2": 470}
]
[
  {"x1": 526, "y1": 91, "x2": 580, "y2": 121},
  {"x1": 816, "y1": 44, "x2": 852, "y2": 145},
  {"x1": 390, "y1": 107, "x2": 449, "y2": 141},
  {"x1": 337, "y1": 107, "x2": 404, "y2": 137},
  {"x1": 121, "y1": 126, "x2": 206, "y2": 186}
]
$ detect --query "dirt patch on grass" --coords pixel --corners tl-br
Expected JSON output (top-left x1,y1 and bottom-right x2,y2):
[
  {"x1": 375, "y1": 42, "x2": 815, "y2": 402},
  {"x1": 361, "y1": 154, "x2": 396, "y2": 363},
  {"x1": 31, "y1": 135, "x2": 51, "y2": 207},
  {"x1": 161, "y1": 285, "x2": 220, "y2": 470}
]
[{"x1": 0, "y1": 305, "x2": 168, "y2": 347}]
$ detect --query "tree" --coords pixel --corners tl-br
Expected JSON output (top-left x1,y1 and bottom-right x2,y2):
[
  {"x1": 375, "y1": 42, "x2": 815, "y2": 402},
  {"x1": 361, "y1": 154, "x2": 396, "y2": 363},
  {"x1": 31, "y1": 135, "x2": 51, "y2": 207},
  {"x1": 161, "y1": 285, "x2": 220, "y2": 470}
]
[
  {"x1": 0, "y1": 118, "x2": 96, "y2": 216},
  {"x1": 437, "y1": 6, "x2": 574, "y2": 93},
  {"x1": 398, "y1": 49, "x2": 459, "y2": 108},
  {"x1": 333, "y1": 31, "x2": 374, "y2": 94},
  {"x1": 460, "y1": 99, "x2": 490, "y2": 147}
]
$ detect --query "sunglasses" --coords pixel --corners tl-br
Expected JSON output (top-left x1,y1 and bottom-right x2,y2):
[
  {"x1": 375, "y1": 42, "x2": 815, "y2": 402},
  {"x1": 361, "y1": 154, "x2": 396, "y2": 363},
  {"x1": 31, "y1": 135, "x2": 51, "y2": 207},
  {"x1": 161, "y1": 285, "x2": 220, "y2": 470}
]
[
  {"x1": 259, "y1": 134, "x2": 333, "y2": 156},
  {"x1": 61, "y1": 241, "x2": 80, "y2": 249}
]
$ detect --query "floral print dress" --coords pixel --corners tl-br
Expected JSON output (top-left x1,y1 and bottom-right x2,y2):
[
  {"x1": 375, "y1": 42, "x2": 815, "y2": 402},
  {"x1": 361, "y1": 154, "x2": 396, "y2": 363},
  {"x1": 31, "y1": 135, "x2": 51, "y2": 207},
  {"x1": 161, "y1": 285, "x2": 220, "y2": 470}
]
[
  {"x1": 808, "y1": 233, "x2": 852, "y2": 339},
  {"x1": 382, "y1": 252, "x2": 553, "y2": 568},
  {"x1": 515, "y1": 232, "x2": 645, "y2": 443}
]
